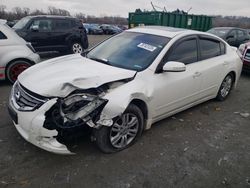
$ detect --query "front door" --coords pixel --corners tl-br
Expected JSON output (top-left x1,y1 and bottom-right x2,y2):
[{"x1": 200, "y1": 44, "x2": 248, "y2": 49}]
[
  {"x1": 152, "y1": 37, "x2": 202, "y2": 119},
  {"x1": 25, "y1": 19, "x2": 54, "y2": 51}
]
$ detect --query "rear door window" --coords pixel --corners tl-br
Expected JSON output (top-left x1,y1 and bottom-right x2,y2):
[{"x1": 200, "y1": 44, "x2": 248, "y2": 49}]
[
  {"x1": 167, "y1": 39, "x2": 198, "y2": 64},
  {"x1": 53, "y1": 19, "x2": 71, "y2": 30},
  {"x1": 199, "y1": 38, "x2": 221, "y2": 60}
]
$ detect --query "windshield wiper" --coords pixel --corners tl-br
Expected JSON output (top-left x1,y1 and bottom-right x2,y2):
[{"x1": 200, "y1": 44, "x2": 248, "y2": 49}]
[{"x1": 89, "y1": 57, "x2": 110, "y2": 65}]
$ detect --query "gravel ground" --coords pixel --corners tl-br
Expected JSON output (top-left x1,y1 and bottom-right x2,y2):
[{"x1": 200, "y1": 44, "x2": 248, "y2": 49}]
[{"x1": 0, "y1": 35, "x2": 250, "y2": 188}]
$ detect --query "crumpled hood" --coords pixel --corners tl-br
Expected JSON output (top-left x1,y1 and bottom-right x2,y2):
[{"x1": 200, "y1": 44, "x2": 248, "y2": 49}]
[{"x1": 18, "y1": 54, "x2": 136, "y2": 97}]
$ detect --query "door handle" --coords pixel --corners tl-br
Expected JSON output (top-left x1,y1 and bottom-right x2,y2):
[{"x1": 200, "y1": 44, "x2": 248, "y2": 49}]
[{"x1": 193, "y1": 72, "x2": 202, "y2": 78}]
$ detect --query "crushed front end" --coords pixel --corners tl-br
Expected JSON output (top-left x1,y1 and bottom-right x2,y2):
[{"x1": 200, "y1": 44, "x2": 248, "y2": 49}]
[{"x1": 8, "y1": 82, "x2": 110, "y2": 154}]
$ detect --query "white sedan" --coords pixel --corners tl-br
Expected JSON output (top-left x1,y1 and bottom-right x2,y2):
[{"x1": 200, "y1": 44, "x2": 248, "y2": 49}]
[
  {"x1": 0, "y1": 20, "x2": 40, "y2": 83},
  {"x1": 8, "y1": 26, "x2": 242, "y2": 154}
]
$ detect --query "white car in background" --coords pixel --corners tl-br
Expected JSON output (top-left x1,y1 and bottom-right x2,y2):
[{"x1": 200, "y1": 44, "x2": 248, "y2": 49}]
[
  {"x1": 8, "y1": 26, "x2": 242, "y2": 154},
  {"x1": 0, "y1": 20, "x2": 40, "y2": 83}
]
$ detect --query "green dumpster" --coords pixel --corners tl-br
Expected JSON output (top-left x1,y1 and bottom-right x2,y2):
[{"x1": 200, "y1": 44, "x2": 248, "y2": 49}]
[{"x1": 129, "y1": 11, "x2": 212, "y2": 32}]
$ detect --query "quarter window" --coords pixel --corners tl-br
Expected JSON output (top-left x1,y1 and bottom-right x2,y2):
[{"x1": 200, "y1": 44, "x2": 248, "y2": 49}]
[
  {"x1": 167, "y1": 39, "x2": 198, "y2": 64},
  {"x1": 200, "y1": 39, "x2": 221, "y2": 60},
  {"x1": 0, "y1": 31, "x2": 7, "y2": 40}
]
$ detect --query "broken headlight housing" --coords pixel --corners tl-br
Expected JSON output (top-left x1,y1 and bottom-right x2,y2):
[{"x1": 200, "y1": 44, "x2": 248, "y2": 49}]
[
  {"x1": 60, "y1": 93, "x2": 107, "y2": 122},
  {"x1": 45, "y1": 93, "x2": 108, "y2": 130}
]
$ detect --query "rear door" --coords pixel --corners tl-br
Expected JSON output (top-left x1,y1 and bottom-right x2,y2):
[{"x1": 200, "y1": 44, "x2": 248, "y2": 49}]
[
  {"x1": 52, "y1": 18, "x2": 73, "y2": 49},
  {"x1": 197, "y1": 36, "x2": 228, "y2": 98}
]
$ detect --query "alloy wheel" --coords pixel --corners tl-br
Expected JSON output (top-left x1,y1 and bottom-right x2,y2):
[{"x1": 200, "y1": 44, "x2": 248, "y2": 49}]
[
  {"x1": 72, "y1": 43, "x2": 83, "y2": 54},
  {"x1": 110, "y1": 113, "x2": 139, "y2": 149},
  {"x1": 220, "y1": 75, "x2": 233, "y2": 98}
]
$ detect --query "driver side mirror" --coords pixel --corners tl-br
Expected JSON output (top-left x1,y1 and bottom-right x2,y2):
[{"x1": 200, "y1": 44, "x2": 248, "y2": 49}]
[
  {"x1": 162, "y1": 61, "x2": 186, "y2": 72},
  {"x1": 30, "y1": 25, "x2": 39, "y2": 32}
]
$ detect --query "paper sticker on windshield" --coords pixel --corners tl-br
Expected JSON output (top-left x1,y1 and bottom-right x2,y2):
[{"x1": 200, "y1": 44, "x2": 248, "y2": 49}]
[{"x1": 137, "y1": 43, "x2": 157, "y2": 52}]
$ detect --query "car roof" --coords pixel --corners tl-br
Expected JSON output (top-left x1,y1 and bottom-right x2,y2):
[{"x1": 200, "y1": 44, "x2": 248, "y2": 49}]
[
  {"x1": 0, "y1": 24, "x2": 26, "y2": 44},
  {"x1": 211, "y1": 27, "x2": 246, "y2": 30},
  {"x1": 24, "y1": 15, "x2": 74, "y2": 19},
  {"x1": 128, "y1": 26, "x2": 204, "y2": 38}
]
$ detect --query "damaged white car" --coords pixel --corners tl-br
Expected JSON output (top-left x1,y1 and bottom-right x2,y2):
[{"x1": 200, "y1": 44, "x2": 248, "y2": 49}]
[{"x1": 8, "y1": 26, "x2": 242, "y2": 154}]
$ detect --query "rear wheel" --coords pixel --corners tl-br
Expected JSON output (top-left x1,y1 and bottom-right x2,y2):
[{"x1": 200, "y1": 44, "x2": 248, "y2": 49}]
[
  {"x1": 216, "y1": 73, "x2": 234, "y2": 101},
  {"x1": 6, "y1": 60, "x2": 32, "y2": 84},
  {"x1": 94, "y1": 104, "x2": 144, "y2": 153},
  {"x1": 71, "y1": 42, "x2": 83, "y2": 54}
]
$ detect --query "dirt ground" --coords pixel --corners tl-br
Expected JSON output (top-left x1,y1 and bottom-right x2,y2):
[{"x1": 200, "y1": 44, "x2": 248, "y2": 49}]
[{"x1": 0, "y1": 35, "x2": 250, "y2": 188}]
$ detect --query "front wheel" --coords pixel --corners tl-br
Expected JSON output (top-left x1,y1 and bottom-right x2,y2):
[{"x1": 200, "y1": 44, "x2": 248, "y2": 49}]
[
  {"x1": 6, "y1": 60, "x2": 32, "y2": 84},
  {"x1": 70, "y1": 42, "x2": 83, "y2": 54},
  {"x1": 94, "y1": 104, "x2": 144, "y2": 153},
  {"x1": 216, "y1": 73, "x2": 234, "y2": 101}
]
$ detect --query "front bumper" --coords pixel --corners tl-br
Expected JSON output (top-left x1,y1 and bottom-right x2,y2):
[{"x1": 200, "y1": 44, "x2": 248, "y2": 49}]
[{"x1": 8, "y1": 97, "x2": 73, "y2": 155}]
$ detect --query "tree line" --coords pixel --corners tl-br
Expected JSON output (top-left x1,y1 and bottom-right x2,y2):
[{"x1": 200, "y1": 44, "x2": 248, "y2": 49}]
[
  {"x1": 0, "y1": 5, "x2": 128, "y2": 25},
  {"x1": 1, "y1": 4, "x2": 250, "y2": 28}
]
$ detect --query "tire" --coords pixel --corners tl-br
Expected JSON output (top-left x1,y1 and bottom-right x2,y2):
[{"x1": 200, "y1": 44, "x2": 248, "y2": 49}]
[
  {"x1": 70, "y1": 42, "x2": 83, "y2": 54},
  {"x1": 6, "y1": 60, "x2": 32, "y2": 84},
  {"x1": 93, "y1": 104, "x2": 144, "y2": 153},
  {"x1": 216, "y1": 73, "x2": 234, "y2": 101}
]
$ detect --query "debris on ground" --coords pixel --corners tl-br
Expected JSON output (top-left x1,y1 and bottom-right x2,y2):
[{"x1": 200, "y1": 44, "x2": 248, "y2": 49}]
[
  {"x1": 222, "y1": 177, "x2": 229, "y2": 185},
  {"x1": 179, "y1": 119, "x2": 184, "y2": 122},
  {"x1": 0, "y1": 180, "x2": 16, "y2": 186},
  {"x1": 19, "y1": 179, "x2": 30, "y2": 186},
  {"x1": 183, "y1": 147, "x2": 189, "y2": 152},
  {"x1": 240, "y1": 113, "x2": 250, "y2": 118},
  {"x1": 246, "y1": 178, "x2": 250, "y2": 185},
  {"x1": 215, "y1": 107, "x2": 221, "y2": 111}
]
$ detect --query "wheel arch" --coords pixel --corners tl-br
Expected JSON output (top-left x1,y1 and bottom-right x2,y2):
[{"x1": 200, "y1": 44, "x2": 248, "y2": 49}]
[
  {"x1": 129, "y1": 99, "x2": 148, "y2": 129},
  {"x1": 6, "y1": 58, "x2": 35, "y2": 71},
  {"x1": 5, "y1": 58, "x2": 35, "y2": 82},
  {"x1": 228, "y1": 71, "x2": 236, "y2": 83}
]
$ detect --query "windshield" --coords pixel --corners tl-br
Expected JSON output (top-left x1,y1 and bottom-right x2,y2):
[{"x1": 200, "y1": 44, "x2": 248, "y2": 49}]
[
  {"x1": 13, "y1": 17, "x2": 30, "y2": 30},
  {"x1": 207, "y1": 28, "x2": 230, "y2": 37},
  {"x1": 86, "y1": 32, "x2": 170, "y2": 71}
]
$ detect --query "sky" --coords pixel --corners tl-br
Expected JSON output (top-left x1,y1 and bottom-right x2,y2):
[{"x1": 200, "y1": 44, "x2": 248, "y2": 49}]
[{"x1": 1, "y1": 0, "x2": 250, "y2": 17}]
